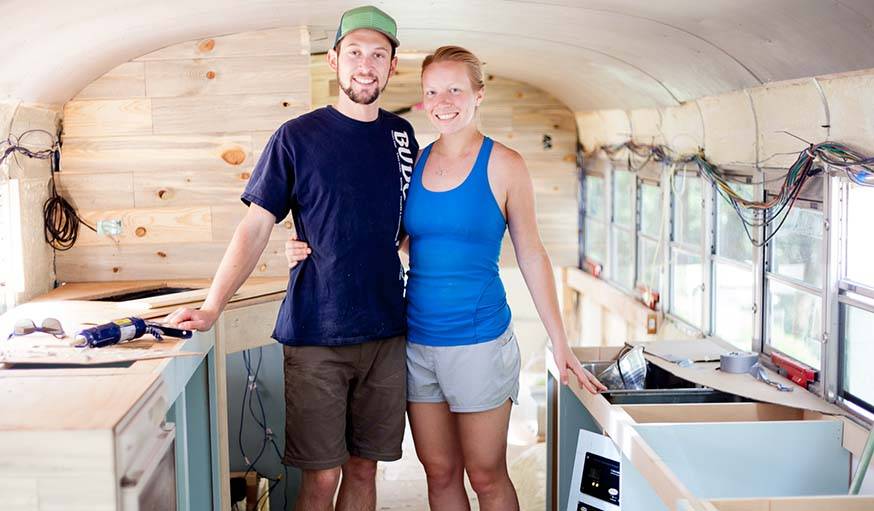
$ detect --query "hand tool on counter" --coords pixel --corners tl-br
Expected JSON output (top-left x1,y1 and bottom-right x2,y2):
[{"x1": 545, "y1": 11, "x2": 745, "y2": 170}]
[
  {"x1": 748, "y1": 362, "x2": 793, "y2": 392},
  {"x1": 75, "y1": 317, "x2": 192, "y2": 348}
]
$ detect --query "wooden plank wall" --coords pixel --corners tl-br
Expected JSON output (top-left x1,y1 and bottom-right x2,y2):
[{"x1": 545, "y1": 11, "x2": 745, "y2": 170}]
[
  {"x1": 56, "y1": 28, "x2": 309, "y2": 280},
  {"x1": 311, "y1": 54, "x2": 579, "y2": 267},
  {"x1": 56, "y1": 32, "x2": 576, "y2": 282}
]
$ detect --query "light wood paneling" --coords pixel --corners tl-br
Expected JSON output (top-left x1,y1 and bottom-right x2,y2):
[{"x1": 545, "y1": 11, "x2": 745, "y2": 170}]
[
  {"x1": 75, "y1": 206, "x2": 213, "y2": 246},
  {"x1": 61, "y1": 133, "x2": 253, "y2": 173},
  {"x1": 62, "y1": 98, "x2": 153, "y2": 137},
  {"x1": 56, "y1": 240, "x2": 290, "y2": 280},
  {"x1": 151, "y1": 94, "x2": 306, "y2": 134},
  {"x1": 58, "y1": 27, "x2": 309, "y2": 281},
  {"x1": 133, "y1": 169, "x2": 251, "y2": 207},
  {"x1": 144, "y1": 55, "x2": 309, "y2": 97},
  {"x1": 137, "y1": 27, "x2": 305, "y2": 61},
  {"x1": 210, "y1": 203, "x2": 294, "y2": 241},
  {"x1": 74, "y1": 62, "x2": 146, "y2": 99},
  {"x1": 55, "y1": 172, "x2": 135, "y2": 210}
]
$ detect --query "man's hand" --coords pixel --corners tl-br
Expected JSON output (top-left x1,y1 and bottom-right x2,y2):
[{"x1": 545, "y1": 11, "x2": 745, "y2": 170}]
[
  {"x1": 553, "y1": 342, "x2": 608, "y2": 394},
  {"x1": 285, "y1": 236, "x2": 311, "y2": 268},
  {"x1": 164, "y1": 307, "x2": 219, "y2": 332}
]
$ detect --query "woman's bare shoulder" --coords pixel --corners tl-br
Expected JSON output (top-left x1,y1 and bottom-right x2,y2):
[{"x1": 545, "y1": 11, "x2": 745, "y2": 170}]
[{"x1": 489, "y1": 140, "x2": 528, "y2": 177}]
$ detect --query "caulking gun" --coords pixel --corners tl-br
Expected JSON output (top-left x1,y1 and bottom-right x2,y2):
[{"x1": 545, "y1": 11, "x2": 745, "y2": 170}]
[{"x1": 75, "y1": 317, "x2": 192, "y2": 348}]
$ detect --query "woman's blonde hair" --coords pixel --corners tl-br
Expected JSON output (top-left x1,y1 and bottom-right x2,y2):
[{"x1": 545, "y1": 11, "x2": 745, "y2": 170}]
[{"x1": 421, "y1": 45, "x2": 485, "y2": 91}]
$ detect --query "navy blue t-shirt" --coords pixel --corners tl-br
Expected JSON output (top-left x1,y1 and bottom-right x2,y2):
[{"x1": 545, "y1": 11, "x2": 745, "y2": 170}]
[{"x1": 241, "y1": 106, "x2": 417, "y2": 346}]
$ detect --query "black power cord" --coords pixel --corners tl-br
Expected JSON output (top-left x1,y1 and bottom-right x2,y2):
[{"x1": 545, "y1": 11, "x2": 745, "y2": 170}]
[
  {"x1": 0, "y1": 127, "x2": 95, "y2": 251},
  {"x1": 238, "y1": 347, "x2": 289, "y2": 510},
  {"x1": 42, "y1": 133, "x2": 96, "y2": 251}
]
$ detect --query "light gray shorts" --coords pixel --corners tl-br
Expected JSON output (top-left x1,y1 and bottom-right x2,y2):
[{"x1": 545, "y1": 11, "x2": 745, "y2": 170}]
[{"x1": 406, "y1": 325, "x2": 521, "y2": 413}]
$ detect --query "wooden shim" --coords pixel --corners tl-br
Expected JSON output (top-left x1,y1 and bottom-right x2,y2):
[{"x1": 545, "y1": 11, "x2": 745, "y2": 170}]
[
  {"x1": 74, "y1": 206, "x2": 212, "y2": 246},
  {"x1": 55, "y1": 172, "x2": 135, "y2": 210},
  {"x1": 61, "y1": 133, "x2": 253, "y2": 173},
  {"x1": 55, "y1": 240, "x2": 290, "y2": 280},
  {"x1": 133, "y1": 168, "x2": 251, "y2": 207},
  {"x1": 151, "y1": 93, "x2": 307, "y2": 134},
  {"x1": 144, "y1": 55, "x2": 309, "y2": 98},
  {"x1": 62, "y1": 99, "x2": 153, "y2": 137},
  {"x1": 74, "y1": 62, "x2": 146, "y2": 100},
  {"x1": 137, "y1": 27, "x2": 305, "y2": 61}
]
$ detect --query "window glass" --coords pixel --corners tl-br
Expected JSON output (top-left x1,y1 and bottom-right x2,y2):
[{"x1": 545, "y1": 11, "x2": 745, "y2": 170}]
[
  {"x1": 640, "y1": 183, "x2": 662, "y2": 238},
  {"x1": 671, "y1": 249, "x2": 703, "y2": 328},
  {"x1": 768, "y1": 279, "x2": 822, "y2": 369},
  {"x1": 713, "y1": 262, "x2": 754, "y2": 350},
  {"x1": 842, "y1": 304, "x2": 874, "y2": 406},
  {"x1": 846, "y1": 184, "x2": 874, "y2": 287},
  {"x1": 672, "y1": 176, "x2": 702, "y2": 245},
  {"x1": 638, "y1": 237, "x2": 660, "y2": 291},
  {"x1": 611, "y1": 228, "x2": 635, "y2": 290},
  {"x1": 586, "y1": 175, "x2": 606, "y2": 220},
  {"x1": 585, "y1": 218, "x2": 607, "y2": 264},
  {"x1": 613, "y1": 171, "x2": 635, "y2": 228},
  {"x1": 716, "y1": 182, "x2": 754, "y2": 264},
  {"x1": 771, "y1": 207, "x2": 822, "y2": 288}
]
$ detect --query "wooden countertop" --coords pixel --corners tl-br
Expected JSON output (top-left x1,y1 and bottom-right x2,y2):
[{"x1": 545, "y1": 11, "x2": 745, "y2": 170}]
[{"x1": 0, "y1": 278, "x2": 287, "y2": 431}]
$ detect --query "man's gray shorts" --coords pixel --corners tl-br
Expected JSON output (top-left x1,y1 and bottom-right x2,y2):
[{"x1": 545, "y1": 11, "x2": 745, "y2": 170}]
[{"x1": 406, "y1": 324, "x2": 521, "y2": 413}]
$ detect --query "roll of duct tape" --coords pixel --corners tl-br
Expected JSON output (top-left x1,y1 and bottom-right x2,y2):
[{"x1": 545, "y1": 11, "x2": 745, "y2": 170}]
[{"x1": 720, "y1": 351, "x2": 759, "y2": 374}]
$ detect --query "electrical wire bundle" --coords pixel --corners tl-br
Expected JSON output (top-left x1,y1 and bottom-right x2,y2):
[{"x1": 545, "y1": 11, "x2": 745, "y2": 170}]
[
  {"x1": 594, "y1": 139, "x2": 874, "y2": 246},
  {"x1": 0, "y1": 128, "x2": 95, "y2": 250},
  {"x1": 236, "y1": 347, "x2": 288, "y2": 511}
]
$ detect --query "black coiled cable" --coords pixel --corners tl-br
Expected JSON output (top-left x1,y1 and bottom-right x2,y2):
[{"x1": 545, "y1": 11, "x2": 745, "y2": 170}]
[
  {"x1": 43, "y1": 170, "x2": 95, "y2": 251},
  {"x1": 1, "y1": 128, "x2": 96, "y2": 251}
]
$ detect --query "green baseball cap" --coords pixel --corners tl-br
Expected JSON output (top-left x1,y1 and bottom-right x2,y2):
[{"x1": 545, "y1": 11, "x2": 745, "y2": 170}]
[{"x1": 334, "y1": 5, "x2": 399, "y2": 49}]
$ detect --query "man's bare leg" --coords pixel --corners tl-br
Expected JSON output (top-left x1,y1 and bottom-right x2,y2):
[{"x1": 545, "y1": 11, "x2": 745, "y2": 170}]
[
  {"x1": 336, "y1": 455, "x2": 378, "y2": 511},
  {"x1": 295, "y1": 467, "x2": 341, "y2": 511}
]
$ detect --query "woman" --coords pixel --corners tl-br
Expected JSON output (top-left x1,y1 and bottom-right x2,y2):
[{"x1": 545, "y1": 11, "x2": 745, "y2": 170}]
[{"x1": 287, "y1": 46, "x2": 605, "y2": 510}]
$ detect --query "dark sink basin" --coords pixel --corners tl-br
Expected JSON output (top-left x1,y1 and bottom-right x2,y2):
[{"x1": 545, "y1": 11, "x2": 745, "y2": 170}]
[
  {"x1": 582, "y1": 360, "x2": 751, "y2": 405},
  {"x1": 94, "y1": 286, "x2": 199, "y2": 302}
]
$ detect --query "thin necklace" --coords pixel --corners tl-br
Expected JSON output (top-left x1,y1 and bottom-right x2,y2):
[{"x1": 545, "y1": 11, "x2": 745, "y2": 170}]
[{"x1": 433, "y1": 137, "x2": 479, "y2": 177}]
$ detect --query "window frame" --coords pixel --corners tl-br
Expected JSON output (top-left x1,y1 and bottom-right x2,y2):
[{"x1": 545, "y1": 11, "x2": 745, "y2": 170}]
[
  {"x1": 636, "y1": 179, "x2": 664, "y2": 294},
  {"x1": 575, "y1": 150, "x2": 873, "y2": 423},
  {"x1": 608, "y1": 167, "x2": 637, "y2": 291},
  {"x1": 708, "y1": 173, "x2": 759, "y2": 351},
  {"x1": 762, "y1": 198, "x2": 827, "y2": 372},
  {"x1": 667, "y1": 169, "x2": 709, "y2": 332},
  {"x1": 581, "y1": 171, "x2": 609, "y2": 269}
]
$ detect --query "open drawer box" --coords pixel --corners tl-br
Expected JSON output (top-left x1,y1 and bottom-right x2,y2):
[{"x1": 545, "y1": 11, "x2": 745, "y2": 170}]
[{"x1": 547, "y1": 346, "x2": 874, "y2": 511}]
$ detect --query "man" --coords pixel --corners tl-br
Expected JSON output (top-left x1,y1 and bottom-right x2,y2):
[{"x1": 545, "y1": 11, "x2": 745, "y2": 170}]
[{"x1": 165, "y1": 6, "x2": 417, "y2": 510}]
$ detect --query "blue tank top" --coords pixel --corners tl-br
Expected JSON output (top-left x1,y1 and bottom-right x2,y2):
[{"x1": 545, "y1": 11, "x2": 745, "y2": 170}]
[{"x1": 404, "y1": 136, "x2": 512, "y2": 346}]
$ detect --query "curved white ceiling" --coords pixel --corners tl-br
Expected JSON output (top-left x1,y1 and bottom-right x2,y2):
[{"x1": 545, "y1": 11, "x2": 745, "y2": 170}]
[{"x1": 3, "y1": 0, "x2": 874, "y2": 111}]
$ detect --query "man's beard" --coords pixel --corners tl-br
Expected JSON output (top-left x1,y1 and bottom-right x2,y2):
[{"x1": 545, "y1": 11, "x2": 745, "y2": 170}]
[{"x1": 339, "y1": 74, "x2": 386, "y2": 105}]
